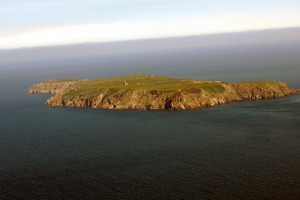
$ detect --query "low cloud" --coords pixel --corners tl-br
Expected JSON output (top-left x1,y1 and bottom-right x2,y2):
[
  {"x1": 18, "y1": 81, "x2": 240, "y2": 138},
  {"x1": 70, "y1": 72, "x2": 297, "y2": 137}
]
[{"x1": 1, "y1": 6, "x2": 300, "y2": 49}]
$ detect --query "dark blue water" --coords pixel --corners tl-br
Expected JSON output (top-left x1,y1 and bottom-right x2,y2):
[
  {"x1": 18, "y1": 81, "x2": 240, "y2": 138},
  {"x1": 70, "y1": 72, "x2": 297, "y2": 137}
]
[
  {"x1": 1, "y1": 33, "x2": 300, "y2": 199},
  {"x1": 0, "y1": 72, "x2": 300, "y2": 199}
]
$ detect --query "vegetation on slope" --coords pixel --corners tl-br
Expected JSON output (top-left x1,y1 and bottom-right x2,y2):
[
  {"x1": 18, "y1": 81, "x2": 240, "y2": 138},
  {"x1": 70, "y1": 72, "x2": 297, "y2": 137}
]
[
  {"x1": 28, "y1": 74, "x2": 297, "y2": 110},
  {"x1": 62, "y1": 74, "x2": 226, "y2": 100}
]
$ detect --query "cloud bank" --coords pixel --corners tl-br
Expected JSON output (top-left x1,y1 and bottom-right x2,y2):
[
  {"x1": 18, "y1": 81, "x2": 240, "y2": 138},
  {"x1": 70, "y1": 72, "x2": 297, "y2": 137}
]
[{"x1": 1, "y1": 6, "x2": 300, "y2": 49}]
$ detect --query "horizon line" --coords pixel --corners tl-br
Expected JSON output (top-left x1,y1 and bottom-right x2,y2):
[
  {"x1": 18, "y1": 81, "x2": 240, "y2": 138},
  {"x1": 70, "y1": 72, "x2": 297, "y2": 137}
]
[{"x1": 1, "y1": 26, "x2": 300, "y2": 51}]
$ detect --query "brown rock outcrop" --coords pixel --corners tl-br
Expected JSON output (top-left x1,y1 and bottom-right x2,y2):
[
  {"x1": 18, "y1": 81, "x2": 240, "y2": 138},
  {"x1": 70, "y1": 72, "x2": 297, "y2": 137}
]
[
  {"x1": 28, "y1": 77, "x2": 298, "y2": 110},
  {"x1": 28, "y1": 79, "x2": 79, "y2": 94}
]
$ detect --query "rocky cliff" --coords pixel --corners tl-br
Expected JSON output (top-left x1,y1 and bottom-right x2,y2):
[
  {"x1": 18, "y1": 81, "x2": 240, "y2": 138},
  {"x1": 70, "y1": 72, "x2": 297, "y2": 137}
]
[
  {"x1": 28, "y1": 74, "x2": 299, "y2": 110},
  {"x1": 28, "y1": 79, "x2": 79, "y2": 94}
]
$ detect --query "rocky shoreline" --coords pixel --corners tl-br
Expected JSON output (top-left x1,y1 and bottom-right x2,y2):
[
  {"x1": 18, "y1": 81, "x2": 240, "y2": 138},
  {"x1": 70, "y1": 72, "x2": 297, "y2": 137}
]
[{"x1": 28, "y1": 75, "x2": 299, "y2": 110}]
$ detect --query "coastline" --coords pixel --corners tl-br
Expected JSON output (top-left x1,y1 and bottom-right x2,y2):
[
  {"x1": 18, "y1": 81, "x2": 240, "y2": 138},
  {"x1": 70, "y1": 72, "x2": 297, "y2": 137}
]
[{"x1": 28, "y1": 74, "x2": 299, "y2": 110}]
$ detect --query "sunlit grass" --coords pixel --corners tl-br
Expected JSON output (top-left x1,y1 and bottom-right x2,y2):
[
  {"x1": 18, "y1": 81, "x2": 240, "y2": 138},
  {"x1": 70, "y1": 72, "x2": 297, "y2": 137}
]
[{"x1": 62, "y1": 74, "x2": 226, "y2": 99}]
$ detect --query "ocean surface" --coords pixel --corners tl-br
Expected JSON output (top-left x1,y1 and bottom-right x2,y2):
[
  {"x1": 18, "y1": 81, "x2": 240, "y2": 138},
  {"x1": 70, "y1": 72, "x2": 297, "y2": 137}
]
[
  {"x1": 0, "y1": 71, "x2": 300, "y2": 199},
  {"x1": 1, "y1": 33, "x2": 300, "y2": 199}
]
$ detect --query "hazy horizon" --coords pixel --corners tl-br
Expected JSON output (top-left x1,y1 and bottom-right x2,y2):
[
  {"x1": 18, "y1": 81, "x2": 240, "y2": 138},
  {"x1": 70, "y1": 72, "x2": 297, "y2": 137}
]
[
  {"x1": 1, "y1": 26, "x2": 300, "y2": 51},
  {"x1": 1, "y1": 0, "x2": 300, "y2": 49},
  {"x1": 1, "y1": 27, "x2": 300, "y2": 89}
]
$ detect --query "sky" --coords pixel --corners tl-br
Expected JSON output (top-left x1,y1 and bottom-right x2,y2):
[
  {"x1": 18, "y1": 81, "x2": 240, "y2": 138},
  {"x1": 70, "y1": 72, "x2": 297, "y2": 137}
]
[{"x1": 1, "y1": 0, "x2": 300, "y2": 49}]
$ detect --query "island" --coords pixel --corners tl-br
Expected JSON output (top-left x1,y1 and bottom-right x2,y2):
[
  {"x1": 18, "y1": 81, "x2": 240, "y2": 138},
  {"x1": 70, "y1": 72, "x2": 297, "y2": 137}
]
[{"x1": 28, "y1": 74, "x2": 299, "y2": 110}]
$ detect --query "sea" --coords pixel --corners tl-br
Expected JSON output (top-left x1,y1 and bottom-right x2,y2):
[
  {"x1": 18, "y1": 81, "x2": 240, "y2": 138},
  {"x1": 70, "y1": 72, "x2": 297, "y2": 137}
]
[{"x1": 0, "y1": 39, "x2": 300, "y2": 199}]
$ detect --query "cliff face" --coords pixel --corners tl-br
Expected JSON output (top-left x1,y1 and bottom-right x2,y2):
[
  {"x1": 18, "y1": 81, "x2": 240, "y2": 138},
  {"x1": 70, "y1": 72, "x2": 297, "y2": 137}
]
[
  {"x1": 28, "y1": 79, "x2": 79, "y2": 94},
  {"x1": 28, "y1": 75, "x2": 298, "y2": 110}
]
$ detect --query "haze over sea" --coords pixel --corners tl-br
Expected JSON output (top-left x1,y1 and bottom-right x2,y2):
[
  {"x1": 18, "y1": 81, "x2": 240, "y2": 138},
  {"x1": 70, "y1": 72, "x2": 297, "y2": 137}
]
[{"x1": 0, "y1": 29, "x2": 300, "y2": 199}]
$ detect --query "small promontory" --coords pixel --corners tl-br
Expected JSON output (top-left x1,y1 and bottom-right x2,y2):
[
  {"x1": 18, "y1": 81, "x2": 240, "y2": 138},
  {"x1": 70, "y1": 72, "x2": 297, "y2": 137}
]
[{"x1": 28, "y1": 74, "x2": 299, "y2": 110}]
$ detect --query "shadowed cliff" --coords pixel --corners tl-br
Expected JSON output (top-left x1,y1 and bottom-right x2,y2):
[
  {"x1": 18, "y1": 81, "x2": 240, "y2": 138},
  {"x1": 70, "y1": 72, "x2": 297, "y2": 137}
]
[{"x1": 28, "y1": 74, "x2": 299, "y2": 110}]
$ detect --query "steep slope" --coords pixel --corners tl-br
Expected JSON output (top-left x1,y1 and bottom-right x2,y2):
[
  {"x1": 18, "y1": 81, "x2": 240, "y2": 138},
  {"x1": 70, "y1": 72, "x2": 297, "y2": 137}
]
[{"x1": 28, "y1": 74, "x2": 298, "y2": 110}]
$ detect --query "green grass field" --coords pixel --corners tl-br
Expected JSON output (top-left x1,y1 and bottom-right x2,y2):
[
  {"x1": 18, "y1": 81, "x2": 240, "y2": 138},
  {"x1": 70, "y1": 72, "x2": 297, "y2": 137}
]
[{"x1": 62, "y1": 74, "x2": 227, "y2": 99}]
